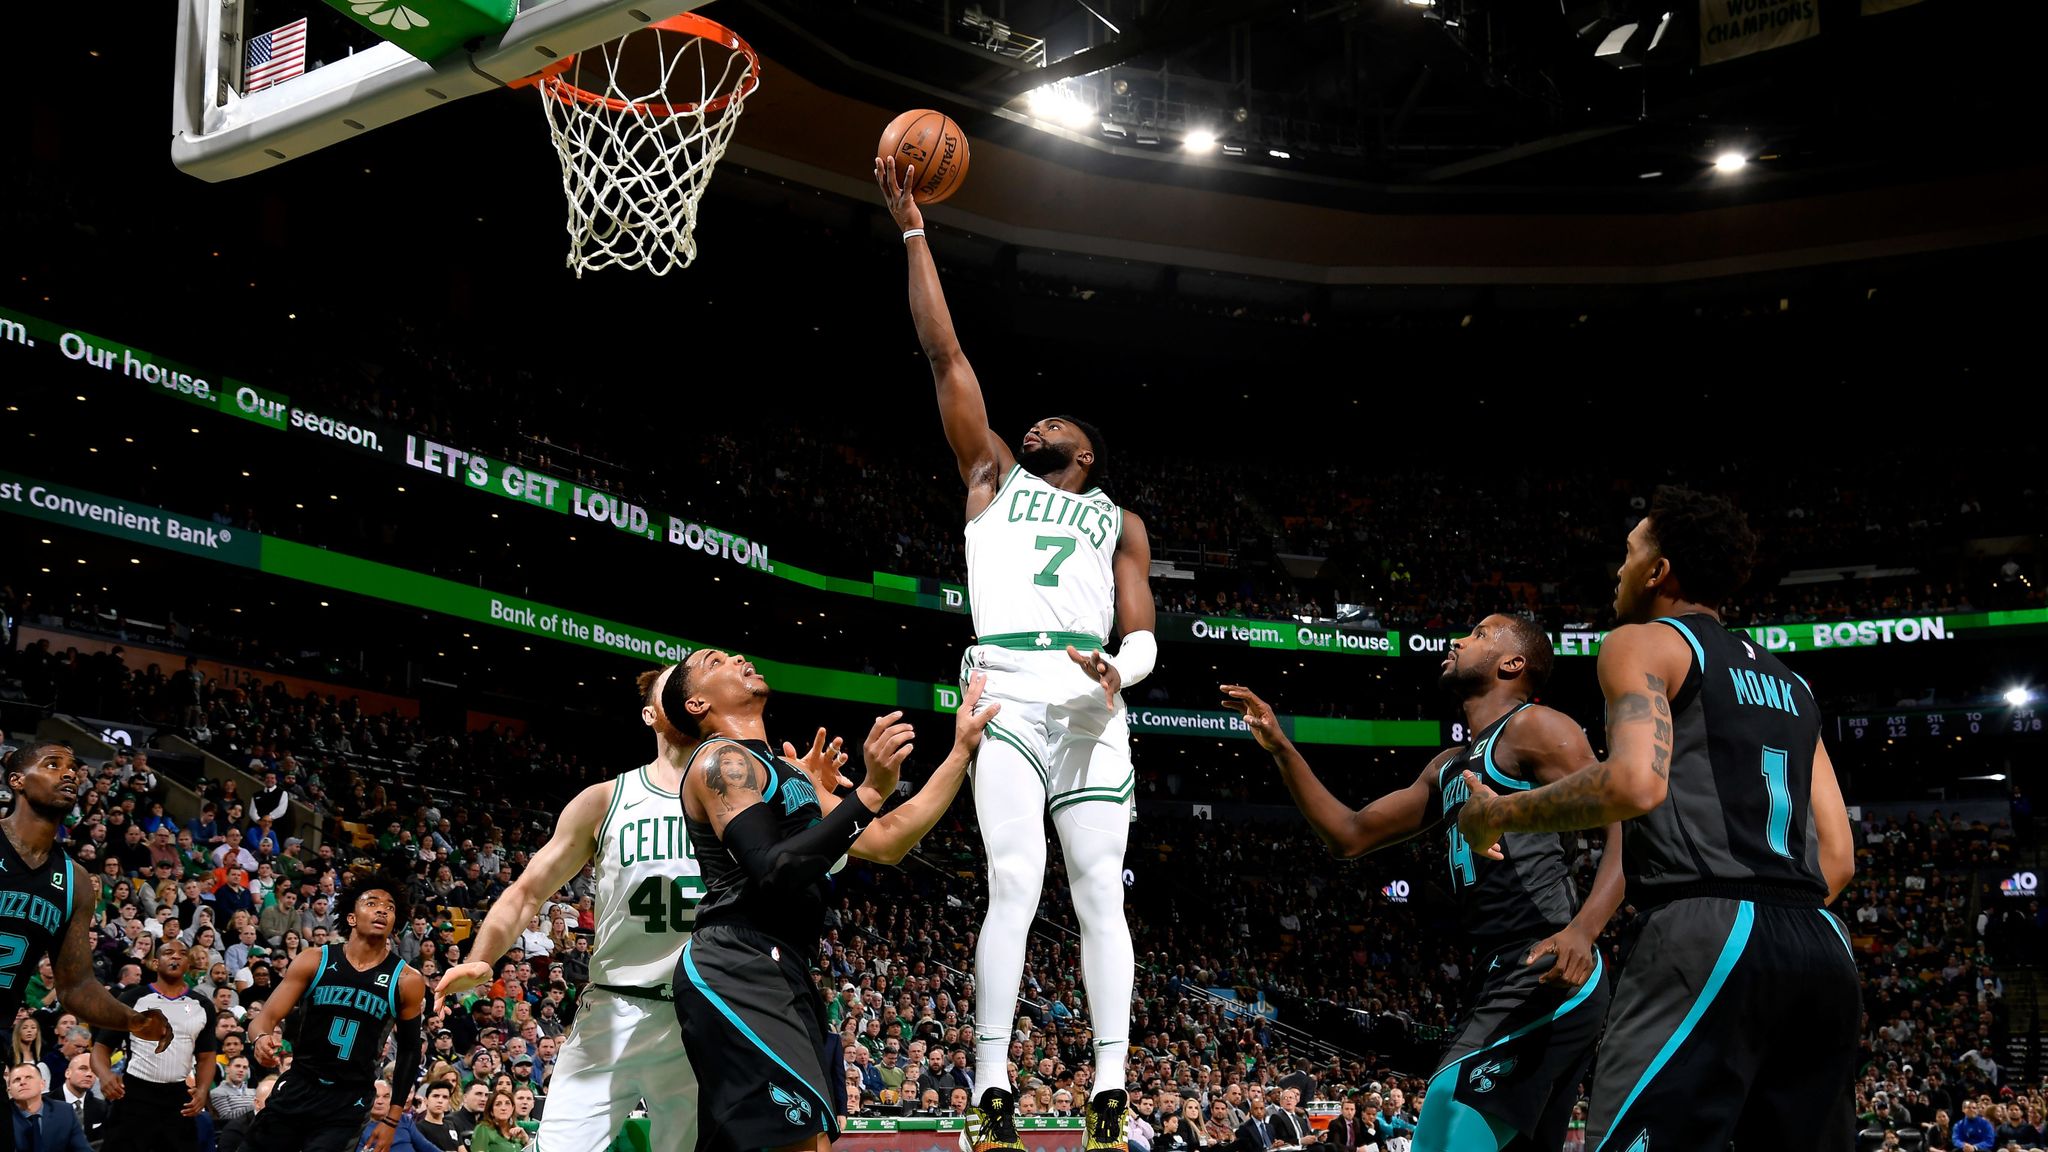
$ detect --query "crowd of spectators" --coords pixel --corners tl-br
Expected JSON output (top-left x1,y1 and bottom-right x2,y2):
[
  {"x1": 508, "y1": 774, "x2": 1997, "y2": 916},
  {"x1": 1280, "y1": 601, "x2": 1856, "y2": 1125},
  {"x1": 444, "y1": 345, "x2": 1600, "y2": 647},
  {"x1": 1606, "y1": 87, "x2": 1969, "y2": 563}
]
[{"x1": 8, "y1": 602, "x2": 2048, "y2": 1152}]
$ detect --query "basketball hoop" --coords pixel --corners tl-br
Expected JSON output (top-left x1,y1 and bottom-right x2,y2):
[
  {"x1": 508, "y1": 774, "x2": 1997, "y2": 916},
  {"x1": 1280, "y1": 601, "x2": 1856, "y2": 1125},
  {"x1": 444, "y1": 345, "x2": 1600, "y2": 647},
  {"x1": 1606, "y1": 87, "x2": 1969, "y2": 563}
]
[{"x1": 517, "y1": 12, "x2": 759, "y2": 277}]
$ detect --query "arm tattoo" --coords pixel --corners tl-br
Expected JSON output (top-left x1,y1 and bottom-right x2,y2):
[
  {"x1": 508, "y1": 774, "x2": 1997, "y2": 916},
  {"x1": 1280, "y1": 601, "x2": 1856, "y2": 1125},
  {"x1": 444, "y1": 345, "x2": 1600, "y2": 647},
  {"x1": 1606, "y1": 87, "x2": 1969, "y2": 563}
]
[
  {"x1": 1647, "y1": 673, "x2": 1674, "y2": 779},
  {"x1": 1496, "y1": 765, "x2": 1621, "y2": 834},
  {"x1": 703, "y1": 748, "x2": 764, "y2": 813}
]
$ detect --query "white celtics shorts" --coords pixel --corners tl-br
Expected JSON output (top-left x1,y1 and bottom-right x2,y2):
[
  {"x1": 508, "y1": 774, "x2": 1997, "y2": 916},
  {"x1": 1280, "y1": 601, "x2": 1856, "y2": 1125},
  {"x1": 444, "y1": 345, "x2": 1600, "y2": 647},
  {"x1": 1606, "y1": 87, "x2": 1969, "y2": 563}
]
[
  {"x1": 961, "y1": 633, "x2": 1135, "y2": 815},
  {"x1": 535, "y1": 986, "x2": 697, "y2": 1152}
]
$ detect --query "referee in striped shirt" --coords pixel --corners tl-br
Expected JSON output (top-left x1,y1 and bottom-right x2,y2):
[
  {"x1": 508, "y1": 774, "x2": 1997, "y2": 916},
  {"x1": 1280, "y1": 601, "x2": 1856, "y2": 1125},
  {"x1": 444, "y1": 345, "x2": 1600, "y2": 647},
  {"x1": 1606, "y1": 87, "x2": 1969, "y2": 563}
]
[{"x1": 91, "y1": 936, "x2": 219, "y2": 1151}]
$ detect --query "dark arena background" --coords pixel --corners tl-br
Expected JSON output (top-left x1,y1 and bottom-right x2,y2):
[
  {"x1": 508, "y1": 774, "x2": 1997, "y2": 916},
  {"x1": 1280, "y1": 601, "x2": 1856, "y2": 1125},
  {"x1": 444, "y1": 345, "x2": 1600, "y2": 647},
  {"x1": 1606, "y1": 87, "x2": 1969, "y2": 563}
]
[{"x1": 4, "y1": 0, "x2": 2047, "y2": 1149}]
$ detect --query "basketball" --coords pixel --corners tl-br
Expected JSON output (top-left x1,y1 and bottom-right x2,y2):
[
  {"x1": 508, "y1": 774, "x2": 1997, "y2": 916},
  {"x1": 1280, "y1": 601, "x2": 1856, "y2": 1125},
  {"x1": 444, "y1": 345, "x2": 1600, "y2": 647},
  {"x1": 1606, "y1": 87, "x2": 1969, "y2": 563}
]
[{"x1": 878, "y1": 109, "x2": 970, "y2": 204}]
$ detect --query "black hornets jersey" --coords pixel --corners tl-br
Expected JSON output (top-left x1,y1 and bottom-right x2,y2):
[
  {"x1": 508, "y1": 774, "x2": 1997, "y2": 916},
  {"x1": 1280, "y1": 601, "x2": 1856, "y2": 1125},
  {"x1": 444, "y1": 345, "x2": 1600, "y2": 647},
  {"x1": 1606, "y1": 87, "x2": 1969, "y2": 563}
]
[
  {"x1": 1426, "y1": 703, "x2": 1579, "y2": 950},
  {"x1": 1624, "y1": 614, "x2": 1830, "y2": 904},
  {"x1": 685, "y1": 739, "x2": 828, "y2": 951},
  {"x1": 293, "y1": 944, "x2": 407, "y2": 1082},
  {"x1": 0, "y1": 833, "x2": 77, "y2": 1021}
]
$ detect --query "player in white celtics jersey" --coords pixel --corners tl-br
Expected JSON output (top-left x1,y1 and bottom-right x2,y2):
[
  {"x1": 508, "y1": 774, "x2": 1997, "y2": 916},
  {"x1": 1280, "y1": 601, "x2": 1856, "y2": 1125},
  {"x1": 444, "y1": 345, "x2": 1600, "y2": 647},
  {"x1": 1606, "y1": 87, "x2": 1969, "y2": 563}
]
[
  {"x1": 433, "y1": 663, "x2": 759, "y2": 1152},
  {"x1": 881, "y1": 156, "x2": 1156, "y2": 1152}
]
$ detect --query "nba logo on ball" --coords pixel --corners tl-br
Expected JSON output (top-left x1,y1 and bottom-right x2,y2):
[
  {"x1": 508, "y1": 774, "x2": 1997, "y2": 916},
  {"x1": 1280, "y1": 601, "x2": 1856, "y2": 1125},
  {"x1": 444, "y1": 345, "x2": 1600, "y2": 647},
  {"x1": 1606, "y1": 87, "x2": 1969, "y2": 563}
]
[{"x1": 878, "y1": 109, "x2": 971, "y2": 204}]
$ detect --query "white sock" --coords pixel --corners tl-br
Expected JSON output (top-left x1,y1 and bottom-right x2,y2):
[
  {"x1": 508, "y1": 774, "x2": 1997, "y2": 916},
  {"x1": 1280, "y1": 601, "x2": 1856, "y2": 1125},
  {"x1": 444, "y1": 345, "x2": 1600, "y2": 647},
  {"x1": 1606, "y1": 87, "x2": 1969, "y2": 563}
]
[
  {"x1": 971, "y1": 739, "x2": 1048, "y2": 1098},
  {"x1": 1054, "y1": 800, "x2": 1134, "y2": 1096}
]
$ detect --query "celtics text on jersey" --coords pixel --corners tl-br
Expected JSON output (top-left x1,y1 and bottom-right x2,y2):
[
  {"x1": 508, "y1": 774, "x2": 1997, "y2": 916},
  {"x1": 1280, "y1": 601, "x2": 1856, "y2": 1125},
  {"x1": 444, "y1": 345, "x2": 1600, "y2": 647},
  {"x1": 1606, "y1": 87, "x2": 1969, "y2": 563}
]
[
  {"x1": 589, "y1": 764, "x2": 704, "y2": 991},
  {"x1": 965, "y1": 465, "x2": 1121, "y2": 642}
]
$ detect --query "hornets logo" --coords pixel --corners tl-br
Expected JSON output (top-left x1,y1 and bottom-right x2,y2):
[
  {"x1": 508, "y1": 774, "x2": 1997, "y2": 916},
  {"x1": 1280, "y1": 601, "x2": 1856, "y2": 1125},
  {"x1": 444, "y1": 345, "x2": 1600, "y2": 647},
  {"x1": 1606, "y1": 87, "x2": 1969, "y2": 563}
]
[
  {"x1": 1468, "y1": 1057, "x2": 1517, "y2": 1093},
  {"x1": 770, "y1": 1084, "x2": 813, "y2": 1125}
]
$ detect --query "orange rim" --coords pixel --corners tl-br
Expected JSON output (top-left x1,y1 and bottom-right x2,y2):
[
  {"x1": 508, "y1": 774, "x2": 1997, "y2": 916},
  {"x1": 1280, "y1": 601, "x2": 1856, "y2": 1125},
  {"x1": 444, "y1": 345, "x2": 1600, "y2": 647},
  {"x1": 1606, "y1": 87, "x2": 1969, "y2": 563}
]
[{"x1": 510, "y1": 12, "x2": 759, "y2": 118}]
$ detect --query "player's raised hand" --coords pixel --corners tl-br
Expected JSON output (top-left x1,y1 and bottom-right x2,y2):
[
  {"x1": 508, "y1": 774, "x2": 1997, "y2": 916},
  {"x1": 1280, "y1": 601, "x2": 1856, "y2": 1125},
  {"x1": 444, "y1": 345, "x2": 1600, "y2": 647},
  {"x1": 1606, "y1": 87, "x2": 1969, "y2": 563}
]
[
  {"x1": 1067, "y1": 645, "x2": 1122, "y2": 708},
  {"x1": 1456, "y1": 771, "x2": 1510, "y2": 863},
  {"x1": 785, "y1": 727, "x2": 849, "y2": 794},
  {"x1": 434, "y1": 961, "x2": 494, "y2": 1013},
  {"x1": 1217, "y1": 685, "x2": 1285, "y2": 753},
  {"x1": 954, "y1": 672, "x2": 1001, "y2": 755},
  {"x1": 130, "y1": 1006, "x2": 173, "y2": 1053},
  {"x1": 874, "y1": 155, "x2": 925, "y2": 233},
  {"x1": 863, "y1": 710, "x2": 915, "y2": 795}
]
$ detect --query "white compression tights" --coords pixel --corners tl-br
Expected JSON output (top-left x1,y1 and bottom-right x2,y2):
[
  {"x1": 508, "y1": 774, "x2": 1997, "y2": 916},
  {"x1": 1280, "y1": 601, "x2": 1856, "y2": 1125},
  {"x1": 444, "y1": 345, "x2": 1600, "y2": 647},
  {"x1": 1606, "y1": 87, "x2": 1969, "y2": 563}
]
[{"x1": 971, "y1": 741, "x2": 1134, "y2": 1097}]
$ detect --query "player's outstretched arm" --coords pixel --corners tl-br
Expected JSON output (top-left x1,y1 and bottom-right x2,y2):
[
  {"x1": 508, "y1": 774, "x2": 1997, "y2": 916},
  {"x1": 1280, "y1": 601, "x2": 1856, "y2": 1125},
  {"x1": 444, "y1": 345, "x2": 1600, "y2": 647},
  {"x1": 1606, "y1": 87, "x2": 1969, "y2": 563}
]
[
  {"x1": 1460, "y1": 624, "x2": 1691, "y2": 852},
  {"x1": 1221, "y1": 685, "x2": 1444, "y2": 858},
  {"x1": 875, "y1": 154, "x2": 1015, "y2": 506},
  {"x1": 435, "y1": 780, "x2": 610, "y2": 1007},
  {"x1": 249, "y1": 944, "x2": 322, "y2": 1066},
  {"x1": 850, "y1": 672, "x2": 1001, "y2": 865},
  {"x1": 1513, "y1": 708, "x2": 1627, "y2": 989},
  {"x1": 1811, "y1": 734, "x2": 1854, "y2": 903},
  {"x1": 691, "y1": 738, "x2": 889, "y2": 895},
  {"x1": 56, "y1": 875, "x2": 170, "y2": 1050}
]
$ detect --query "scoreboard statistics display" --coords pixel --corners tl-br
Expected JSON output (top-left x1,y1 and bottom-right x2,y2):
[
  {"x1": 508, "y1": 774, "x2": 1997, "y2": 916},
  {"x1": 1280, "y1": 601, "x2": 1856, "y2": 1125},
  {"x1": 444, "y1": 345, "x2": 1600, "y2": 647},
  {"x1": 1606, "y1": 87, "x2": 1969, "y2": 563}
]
[{"x1": 1837, "y1": 706, "x2": 2043, "y2": 745}]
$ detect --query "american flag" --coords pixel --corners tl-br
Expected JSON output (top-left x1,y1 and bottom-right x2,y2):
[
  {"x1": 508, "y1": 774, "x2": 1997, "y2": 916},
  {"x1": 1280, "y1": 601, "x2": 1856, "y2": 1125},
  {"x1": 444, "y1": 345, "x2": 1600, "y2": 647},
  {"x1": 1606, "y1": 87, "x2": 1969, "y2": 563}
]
[{"x1": 244, "y1": 17, "x2": 308, "y2": 94}]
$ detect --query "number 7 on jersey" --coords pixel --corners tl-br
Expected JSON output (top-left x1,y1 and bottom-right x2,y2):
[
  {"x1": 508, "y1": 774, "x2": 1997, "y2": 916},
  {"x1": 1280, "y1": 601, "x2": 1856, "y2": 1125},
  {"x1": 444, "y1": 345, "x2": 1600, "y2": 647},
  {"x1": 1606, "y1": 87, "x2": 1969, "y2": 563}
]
[{"x1": 1034, "y1": 535, "x2": 1076, "y2": 587}]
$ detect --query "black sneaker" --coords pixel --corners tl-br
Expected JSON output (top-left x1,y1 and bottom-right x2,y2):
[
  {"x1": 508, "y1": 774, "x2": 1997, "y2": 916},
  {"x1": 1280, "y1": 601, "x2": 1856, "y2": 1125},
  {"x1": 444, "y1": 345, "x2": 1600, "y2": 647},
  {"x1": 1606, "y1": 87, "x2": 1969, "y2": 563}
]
[
  {"x1": 963, "y1": 1087, "x2": 1025, "y2": 1152},
  {"x1": 1084, "y1": 1089, "x2": 1129, "y2": 1152}
]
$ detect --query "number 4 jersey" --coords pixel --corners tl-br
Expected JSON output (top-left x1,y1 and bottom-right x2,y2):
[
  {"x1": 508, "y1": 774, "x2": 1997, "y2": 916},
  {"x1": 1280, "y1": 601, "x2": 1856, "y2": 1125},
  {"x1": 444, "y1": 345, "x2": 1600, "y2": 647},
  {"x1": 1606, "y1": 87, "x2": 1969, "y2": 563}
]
[
  {"x1": 589, "y1": 764, "x2": 703, "y2": 992},
  {"x1": 1425, "y1": 703, "x2": 1580, "y2": 953}
]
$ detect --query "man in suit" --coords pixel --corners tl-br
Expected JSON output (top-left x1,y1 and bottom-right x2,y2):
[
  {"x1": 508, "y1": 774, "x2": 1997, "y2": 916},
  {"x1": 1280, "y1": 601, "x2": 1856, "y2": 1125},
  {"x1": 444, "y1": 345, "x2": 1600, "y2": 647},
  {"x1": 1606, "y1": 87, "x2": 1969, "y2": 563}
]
[
  {"x1": 10, "y1": 1062, "x2": 92, "y2": 1152},
  {"x1": 1235, "y1": 1087, "x2": 1280, "y2": 1152},
  {"x1": 1265, "y1": 1088, "x2": 1318, "y2": 1148},
  {"x1": 55, "y1": 1054, "x2": 109, "y2": 1149},
  {"x1": 1323, "y1": 1098, "x2": 1375, "y2": 1152}
]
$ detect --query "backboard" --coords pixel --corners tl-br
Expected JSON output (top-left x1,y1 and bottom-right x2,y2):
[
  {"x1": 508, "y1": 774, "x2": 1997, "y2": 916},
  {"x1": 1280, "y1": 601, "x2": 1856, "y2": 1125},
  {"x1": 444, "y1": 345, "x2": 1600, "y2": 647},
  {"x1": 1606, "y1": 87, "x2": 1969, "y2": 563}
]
[{"x1": 172, "y1": 0, "x2": 708, "y2": 181}]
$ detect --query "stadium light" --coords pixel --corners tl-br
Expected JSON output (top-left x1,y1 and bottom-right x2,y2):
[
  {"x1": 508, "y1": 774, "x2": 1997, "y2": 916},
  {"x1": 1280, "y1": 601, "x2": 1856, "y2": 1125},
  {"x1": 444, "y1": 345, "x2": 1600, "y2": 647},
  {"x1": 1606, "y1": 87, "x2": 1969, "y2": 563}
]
[
  {"x1": 1185, "y1": 129, "x2": 1218, "y2": 154},
  {"x1": 2006, "y1": 687, "x2": 2034, "y2": 707},
  {"x1": 1028, "y1": 85, "x2": 1095, "y2": 130},
  {"x1": 1714, "y1": 151, "x2": 1748, "y2": 173}
]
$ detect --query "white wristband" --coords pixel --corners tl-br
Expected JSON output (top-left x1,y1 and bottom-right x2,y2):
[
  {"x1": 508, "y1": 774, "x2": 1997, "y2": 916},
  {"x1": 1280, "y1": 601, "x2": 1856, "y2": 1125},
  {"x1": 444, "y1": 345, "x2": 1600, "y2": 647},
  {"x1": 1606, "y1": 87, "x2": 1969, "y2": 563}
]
[
  {"x1": 902, "y1": 228, "x2": 926, "y2": 242},
  {"x1": 1105, "y1": 631, "x2": 1158, "y2": 690}
]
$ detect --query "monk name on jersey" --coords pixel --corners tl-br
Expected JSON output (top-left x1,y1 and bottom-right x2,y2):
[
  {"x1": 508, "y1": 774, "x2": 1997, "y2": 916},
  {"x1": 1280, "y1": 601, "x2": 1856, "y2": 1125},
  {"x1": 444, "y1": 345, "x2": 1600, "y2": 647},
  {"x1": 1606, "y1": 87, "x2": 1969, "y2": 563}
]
[{"x1": 1004, "y1": 487, "x2": 1116, "y2": 550}]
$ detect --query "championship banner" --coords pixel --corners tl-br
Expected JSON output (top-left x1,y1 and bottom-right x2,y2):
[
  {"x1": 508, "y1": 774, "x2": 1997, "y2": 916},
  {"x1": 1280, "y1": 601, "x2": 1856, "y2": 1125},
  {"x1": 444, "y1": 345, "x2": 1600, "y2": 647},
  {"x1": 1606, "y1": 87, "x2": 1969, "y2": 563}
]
[{"x1": 1700, "y1": 0, "x2": 1819, "y2": 64}]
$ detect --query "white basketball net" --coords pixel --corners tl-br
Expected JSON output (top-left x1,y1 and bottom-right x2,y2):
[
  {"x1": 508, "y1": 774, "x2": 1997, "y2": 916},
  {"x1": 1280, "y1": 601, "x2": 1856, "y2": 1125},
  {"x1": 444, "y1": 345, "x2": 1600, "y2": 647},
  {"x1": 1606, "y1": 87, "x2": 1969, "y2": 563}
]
[{"x1": 535, "y1": 20, "x2": 757, "y2": 277}]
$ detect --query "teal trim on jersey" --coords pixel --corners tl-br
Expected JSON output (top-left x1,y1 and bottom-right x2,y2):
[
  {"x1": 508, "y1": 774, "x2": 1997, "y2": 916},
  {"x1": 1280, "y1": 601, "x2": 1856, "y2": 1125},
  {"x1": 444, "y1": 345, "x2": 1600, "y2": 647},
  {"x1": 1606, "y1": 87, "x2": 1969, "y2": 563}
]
[
  {"x1": 309, "y1": 945, "x2": 330, "y2": 997},
  {"x1": 967, "y1": 466, "x2": 1025, "y2": 527},
  {"x1": 982, "y1": 719, "x2": 1049, "y2": 789},
  {"x1": 62, "y1": 857, "x2": 73, "y2": 921},
  {"x1": 1820, "y1": 910, "x2": 1853, "y2": 956},
  {"x1": 977, "y1": 631, "x2": 1106, "y2": 653},
  {"x1": 1482, "y1": 703, "x2": 1536, "y2": 792},
  {"x1": 1427, "y1": 952, "x2": 1606, "y2": 1084},
  {"x1": 1594, "y1": 902, "x2": 1753, "y2": 1152},
  {"x1": 1418, "y1": 1061, "x2": 1519, "y2": 1150},
  {"x1": 1653, "y1": 616, "x2": 1707, "y2": 673},
  {"x1": 1789, "y1": 670, "x2": 1813, "y2": 698},
  {"x1": 639, "y1": 764, "x2": 679, "y2": 799},
  {"x1": 680, "y1": 942, "x2": 830, "y2": 1130},
  {"x1": 389, "y1": 957, "x2": 406, "y2": 1020}
]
